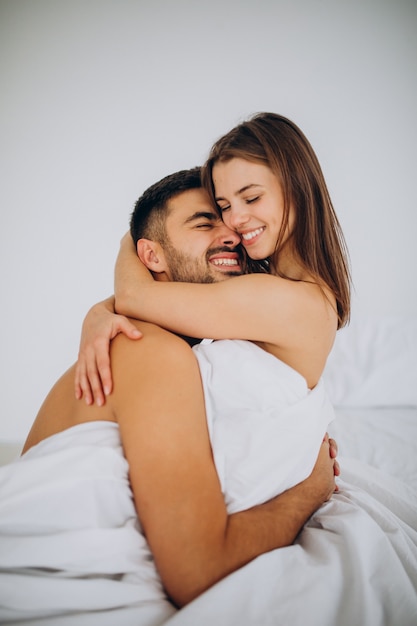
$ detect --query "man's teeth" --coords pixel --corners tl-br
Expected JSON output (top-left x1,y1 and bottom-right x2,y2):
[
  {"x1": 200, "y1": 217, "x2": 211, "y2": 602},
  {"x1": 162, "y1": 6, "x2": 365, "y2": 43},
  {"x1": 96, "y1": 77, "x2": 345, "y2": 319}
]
[
  {"x1": 212, "y1": 258, "x2": 238, "y2": 266},
  {"x1": 242, "y1": 227, "x2": 264, "y2": 241}
]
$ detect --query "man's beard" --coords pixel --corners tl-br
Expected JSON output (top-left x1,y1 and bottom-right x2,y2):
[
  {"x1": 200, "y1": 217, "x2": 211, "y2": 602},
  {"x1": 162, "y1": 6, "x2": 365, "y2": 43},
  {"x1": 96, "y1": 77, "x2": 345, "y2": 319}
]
[{"x1": 162, "y1": 238, "x2": 242, "y2": 284}]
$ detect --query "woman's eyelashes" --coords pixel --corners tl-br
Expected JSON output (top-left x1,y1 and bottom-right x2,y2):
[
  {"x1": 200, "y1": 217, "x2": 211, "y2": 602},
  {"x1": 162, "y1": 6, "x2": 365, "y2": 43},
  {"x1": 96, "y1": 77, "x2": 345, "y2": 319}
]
[{"x1": 217, "y1": 196, "x2": 261, "y2": 213}]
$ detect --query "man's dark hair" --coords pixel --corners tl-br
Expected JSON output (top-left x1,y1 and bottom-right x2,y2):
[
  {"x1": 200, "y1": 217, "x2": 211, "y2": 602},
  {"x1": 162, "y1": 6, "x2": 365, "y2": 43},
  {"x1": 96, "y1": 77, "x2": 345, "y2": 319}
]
[{"x1": 130, "y1": 167, "x2": 202, "y2": 244}]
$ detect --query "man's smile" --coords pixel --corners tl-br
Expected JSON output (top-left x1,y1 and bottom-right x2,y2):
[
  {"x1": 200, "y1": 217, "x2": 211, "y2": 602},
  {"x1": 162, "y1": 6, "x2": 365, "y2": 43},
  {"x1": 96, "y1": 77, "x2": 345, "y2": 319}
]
[{"x1": 208, "y1": 250, "x2": 242, "y2": 272}]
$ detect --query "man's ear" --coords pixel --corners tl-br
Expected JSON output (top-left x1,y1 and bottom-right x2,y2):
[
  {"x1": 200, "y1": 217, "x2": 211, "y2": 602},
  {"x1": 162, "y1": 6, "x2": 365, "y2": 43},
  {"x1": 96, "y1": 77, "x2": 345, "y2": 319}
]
[{"x1": 136, "y1": 239, "x2": 169, "y2": 275}]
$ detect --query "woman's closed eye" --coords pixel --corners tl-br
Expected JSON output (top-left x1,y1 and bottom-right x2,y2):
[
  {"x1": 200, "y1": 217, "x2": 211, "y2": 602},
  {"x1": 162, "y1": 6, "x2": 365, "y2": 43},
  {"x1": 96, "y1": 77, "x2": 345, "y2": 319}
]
[{"x1": 216, "y1": 194, "x2": 260, "y2": 213}]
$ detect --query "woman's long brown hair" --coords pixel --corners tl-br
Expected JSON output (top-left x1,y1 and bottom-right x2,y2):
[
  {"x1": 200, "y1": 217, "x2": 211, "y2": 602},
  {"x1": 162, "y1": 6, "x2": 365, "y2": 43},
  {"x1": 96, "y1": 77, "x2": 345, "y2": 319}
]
[{"x1": 202, "y1": 112, "x2": 351, "y2": 328}]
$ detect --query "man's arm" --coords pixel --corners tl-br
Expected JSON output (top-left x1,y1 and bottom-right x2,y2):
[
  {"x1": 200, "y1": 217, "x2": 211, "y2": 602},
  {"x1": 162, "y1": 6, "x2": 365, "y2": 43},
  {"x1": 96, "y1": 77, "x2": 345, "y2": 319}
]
[{"x1": 109, "y1": 323, "x2": 337, "y2": 607}]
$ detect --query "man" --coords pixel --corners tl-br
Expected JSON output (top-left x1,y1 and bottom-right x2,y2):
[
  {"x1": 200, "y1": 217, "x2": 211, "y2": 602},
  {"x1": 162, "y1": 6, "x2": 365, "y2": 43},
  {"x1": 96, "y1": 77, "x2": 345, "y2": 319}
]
[
  {"x1": 73, "y1": 167, "x2": 338, "y2": 606},
  {"x1": 75, "y1": 167, "x2": 250, "y2": 403}
]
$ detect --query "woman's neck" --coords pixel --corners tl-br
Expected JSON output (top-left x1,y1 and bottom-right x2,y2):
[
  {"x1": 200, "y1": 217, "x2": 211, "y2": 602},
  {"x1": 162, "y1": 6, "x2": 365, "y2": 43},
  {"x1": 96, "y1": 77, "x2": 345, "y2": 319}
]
[{"x1": 270, "y1": 243, "x2": 306, "y2": 281}]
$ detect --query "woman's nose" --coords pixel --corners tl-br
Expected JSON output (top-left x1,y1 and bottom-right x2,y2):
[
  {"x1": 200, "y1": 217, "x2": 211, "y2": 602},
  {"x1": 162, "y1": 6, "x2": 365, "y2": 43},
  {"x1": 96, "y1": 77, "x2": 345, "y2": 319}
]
[
  {"x1": 222, "y1": 203, "x2": 249, "y2": 232},
  {"x1": 218, "y1": 224, "x2": 241, "y2": 246},
  {"x1": 224, "y1": 205, "x2": 250, "y2": 232}
]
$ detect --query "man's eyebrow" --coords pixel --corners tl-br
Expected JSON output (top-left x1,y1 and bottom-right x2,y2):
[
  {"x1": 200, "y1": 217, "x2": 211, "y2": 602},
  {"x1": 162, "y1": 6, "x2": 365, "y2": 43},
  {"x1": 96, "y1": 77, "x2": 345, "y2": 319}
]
[
  {"x1": 216, "y1": 183, "x2": 262, "y2": 201},
  {"x1": 184, "y1": 211, "x2": 218, "y2": 224}
]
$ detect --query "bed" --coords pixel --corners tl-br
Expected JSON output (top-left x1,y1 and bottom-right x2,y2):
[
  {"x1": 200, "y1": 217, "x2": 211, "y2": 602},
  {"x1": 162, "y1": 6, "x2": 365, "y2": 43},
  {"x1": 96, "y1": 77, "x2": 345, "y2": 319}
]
[
  {"x1": 161, "y1": 315, "x2": 417, "y2": 626},
  {"x1": 325, "y1": 314, "x2": 417, "y2": 492},
  {"x1": 0, "y1": 314, "x2": 416, "y2": 625}
]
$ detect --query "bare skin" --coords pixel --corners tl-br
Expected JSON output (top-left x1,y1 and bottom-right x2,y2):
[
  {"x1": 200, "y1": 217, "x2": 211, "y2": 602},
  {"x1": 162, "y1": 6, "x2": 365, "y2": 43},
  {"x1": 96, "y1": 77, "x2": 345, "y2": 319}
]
[
  {"x1": 114, "y1": 233, "x2": 337, "y2": 388},
  {"x1": 24, "y1": 320, "x2": 338, "y2": 608},
  {"x1": 75, "y1": 188, "x2": 245, "y2": 406},
  {"x1": 113, "y1": 162, "x2": 338, "y2": 390}
]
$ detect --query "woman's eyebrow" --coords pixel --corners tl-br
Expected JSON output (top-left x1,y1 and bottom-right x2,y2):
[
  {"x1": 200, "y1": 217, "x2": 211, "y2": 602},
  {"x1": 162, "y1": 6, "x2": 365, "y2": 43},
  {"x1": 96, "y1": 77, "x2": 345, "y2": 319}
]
[{"x1": 216, "y1": 183, "x2": 262, "y2": 202}]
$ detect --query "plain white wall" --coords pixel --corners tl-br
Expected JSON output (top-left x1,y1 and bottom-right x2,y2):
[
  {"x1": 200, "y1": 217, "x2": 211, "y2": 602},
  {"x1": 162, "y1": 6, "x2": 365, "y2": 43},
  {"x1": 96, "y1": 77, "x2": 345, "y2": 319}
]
[{"x1": 1, "y1": 0, "x2": 416, "y2": 443}]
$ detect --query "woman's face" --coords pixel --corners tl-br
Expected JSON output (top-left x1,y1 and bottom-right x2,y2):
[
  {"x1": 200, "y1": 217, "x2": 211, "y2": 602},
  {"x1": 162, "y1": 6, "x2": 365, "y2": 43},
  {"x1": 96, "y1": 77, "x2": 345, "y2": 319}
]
[{"x1": 212, "y1": 158, "x2": 292, "y2": 260}]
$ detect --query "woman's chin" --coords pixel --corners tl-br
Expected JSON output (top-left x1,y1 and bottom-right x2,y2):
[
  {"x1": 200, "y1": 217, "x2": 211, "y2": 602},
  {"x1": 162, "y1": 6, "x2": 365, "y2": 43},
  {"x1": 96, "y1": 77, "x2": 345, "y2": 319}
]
[{"x1": 245, "y1": 246, "x2": 270, "y2": 261}]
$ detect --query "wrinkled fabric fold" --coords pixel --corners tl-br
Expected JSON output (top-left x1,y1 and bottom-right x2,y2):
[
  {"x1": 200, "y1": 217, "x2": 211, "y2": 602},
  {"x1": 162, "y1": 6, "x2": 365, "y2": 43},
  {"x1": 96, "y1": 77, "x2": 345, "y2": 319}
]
[
  {"x1": 0, "y1": 421, "x2": 175, "y2": 625},
  {"x1": 194, "y1": 339, "x2": 333, "y2": 512}
]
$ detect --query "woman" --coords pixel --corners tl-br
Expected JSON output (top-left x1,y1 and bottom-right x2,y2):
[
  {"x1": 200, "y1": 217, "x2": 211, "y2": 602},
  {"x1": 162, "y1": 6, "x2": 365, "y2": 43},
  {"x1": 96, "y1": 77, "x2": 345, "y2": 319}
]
[
  {"x1": 76, "y1": 113, "x2": 351, "y2": 512},
  {"x1": 111, "y1": 113, "x2": 350, "y2": 390}
]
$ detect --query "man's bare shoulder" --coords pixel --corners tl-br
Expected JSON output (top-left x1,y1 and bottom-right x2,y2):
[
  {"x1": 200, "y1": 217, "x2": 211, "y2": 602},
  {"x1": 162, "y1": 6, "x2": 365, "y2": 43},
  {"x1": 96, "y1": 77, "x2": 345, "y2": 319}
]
[{"x1": 110, "y1": 320, "x2": 193, "y2": 365}]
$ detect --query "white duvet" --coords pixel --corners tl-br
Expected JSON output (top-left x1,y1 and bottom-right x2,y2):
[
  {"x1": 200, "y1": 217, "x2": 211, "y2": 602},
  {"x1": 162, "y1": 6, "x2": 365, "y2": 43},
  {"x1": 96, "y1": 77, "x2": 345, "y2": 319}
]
[
  {"x1": 165, "y1": 459, "x2": 417, "y2": 626},
  {"x1": 193, "y1": 339, "x2": 333, "y2": 512},
  {"x1": 166, "y1": 338, "x2": 417, "y2": 625},
  {"x1": 0, "y1": 338, "x2": 417, "y2": 625},
  {"x1": 0, "y1": 422, "x2": 176, "y2": 626}
]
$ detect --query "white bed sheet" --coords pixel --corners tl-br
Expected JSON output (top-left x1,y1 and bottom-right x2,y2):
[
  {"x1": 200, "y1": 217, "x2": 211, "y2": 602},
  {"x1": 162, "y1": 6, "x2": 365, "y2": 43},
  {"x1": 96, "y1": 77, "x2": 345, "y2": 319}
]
[
  {"x1": 2, "y1": 409, "x2": 416, "y2": 626},
  {"x1": 165, "y1": 456, "x2": 417, "y2": 626},
  {"x1": 1, "y1": 315, "x2": 416, "y2": 625},
  {"x1": 161, "y1": 405, "x2": 417, "y2": 626},
  {"x1": 329, "y1": 406, "x2": 417, "y2": 492}
]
